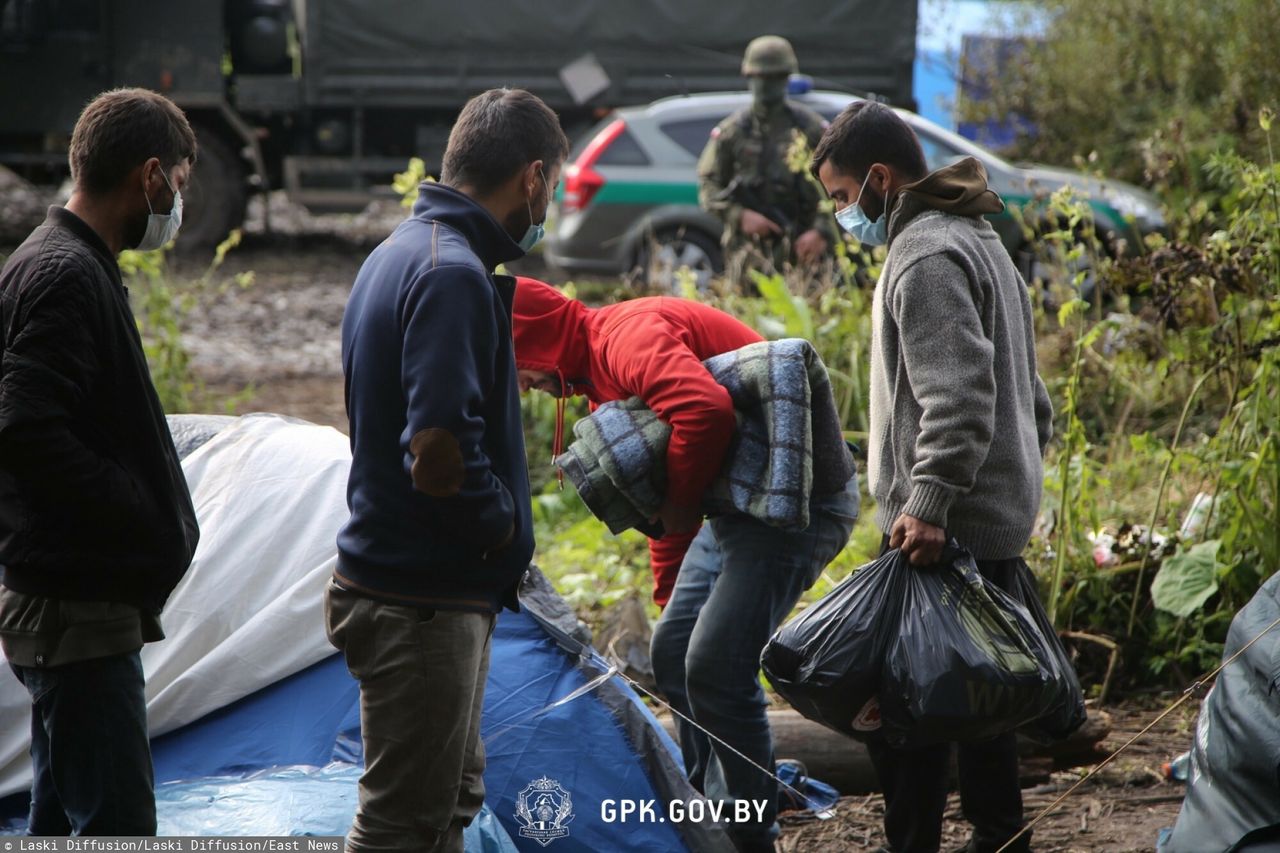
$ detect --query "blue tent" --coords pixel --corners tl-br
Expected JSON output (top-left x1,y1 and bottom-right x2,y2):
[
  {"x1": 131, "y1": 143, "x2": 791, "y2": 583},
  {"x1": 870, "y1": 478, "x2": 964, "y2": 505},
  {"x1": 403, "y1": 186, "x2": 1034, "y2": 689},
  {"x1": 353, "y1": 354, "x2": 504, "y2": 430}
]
[{"x1": 144, "y1": 569, "x2": 726, "y2": 852}]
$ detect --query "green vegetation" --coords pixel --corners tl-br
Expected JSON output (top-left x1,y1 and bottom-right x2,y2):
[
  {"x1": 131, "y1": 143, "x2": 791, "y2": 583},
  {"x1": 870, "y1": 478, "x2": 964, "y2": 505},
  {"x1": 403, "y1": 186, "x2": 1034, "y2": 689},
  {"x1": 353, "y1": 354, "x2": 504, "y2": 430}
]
[
  {"x1": 960, "y1": 0, "x2": 1280, "y2": 200},
  {"x1": 121, "y1": 230, "x2": 255, "y2": 413}
]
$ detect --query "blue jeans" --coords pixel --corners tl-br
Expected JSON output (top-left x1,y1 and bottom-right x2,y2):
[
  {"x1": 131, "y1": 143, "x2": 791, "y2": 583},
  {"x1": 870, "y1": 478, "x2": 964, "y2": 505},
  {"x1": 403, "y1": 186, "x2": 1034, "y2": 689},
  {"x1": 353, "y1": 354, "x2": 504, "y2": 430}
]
[
  {"x1": 10, "y1": 651, "x2": 156, "y2": 836},
  {"x1": 650, "y1": 474, "x2": 858, "y2": 847}
]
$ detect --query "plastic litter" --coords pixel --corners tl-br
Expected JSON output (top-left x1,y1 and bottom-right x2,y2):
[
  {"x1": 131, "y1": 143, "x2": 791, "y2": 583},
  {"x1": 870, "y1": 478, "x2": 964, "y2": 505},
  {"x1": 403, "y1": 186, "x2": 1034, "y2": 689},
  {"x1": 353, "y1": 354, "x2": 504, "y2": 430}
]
[
  {"x1": 775, "y1": 759, "x2": 839, "y2": 816},
  {"x1": 1178, "y1": 493, "x2": 1217, "y2": 541},
  {"x1": 1162, "y1": 751, "x2": 1191, "y2": 783}
]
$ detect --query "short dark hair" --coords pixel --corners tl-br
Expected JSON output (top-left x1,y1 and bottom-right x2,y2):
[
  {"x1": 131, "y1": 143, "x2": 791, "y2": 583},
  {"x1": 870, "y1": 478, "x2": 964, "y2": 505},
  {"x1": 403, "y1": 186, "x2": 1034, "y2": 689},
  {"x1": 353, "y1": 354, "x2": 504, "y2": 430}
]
[
  {"x1": 440, "y1": 89, "x2": 570, "y2": 194},
  {"x1": 810, "y1": 100, "x2": 928, "y2": 184},
  {"x1": 69, "y1": 88, "x2": 197, "y2": 194}
]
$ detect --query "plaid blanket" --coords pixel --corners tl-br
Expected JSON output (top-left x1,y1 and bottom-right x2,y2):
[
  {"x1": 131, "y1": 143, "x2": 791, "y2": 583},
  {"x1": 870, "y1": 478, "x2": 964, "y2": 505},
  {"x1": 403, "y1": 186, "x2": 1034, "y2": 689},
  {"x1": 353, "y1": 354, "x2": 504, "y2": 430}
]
[{"x1": 554, "y1": 339, "x2": 854, "y2": 534}]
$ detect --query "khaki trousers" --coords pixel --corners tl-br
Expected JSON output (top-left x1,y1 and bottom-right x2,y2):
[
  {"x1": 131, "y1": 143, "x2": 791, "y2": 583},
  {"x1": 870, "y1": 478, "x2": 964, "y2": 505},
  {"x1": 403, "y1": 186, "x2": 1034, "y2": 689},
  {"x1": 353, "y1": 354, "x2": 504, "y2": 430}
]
[{"x1": 324, "y1": 580, "x2": 495, "y2": 853}]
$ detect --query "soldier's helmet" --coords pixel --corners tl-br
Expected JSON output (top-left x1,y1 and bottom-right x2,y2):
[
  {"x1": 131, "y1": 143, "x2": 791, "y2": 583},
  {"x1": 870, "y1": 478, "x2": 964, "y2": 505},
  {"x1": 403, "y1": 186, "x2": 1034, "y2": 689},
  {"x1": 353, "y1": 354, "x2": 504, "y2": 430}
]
[{"x1": 741, "y1": 35, "x2": 799, "y2": 76}]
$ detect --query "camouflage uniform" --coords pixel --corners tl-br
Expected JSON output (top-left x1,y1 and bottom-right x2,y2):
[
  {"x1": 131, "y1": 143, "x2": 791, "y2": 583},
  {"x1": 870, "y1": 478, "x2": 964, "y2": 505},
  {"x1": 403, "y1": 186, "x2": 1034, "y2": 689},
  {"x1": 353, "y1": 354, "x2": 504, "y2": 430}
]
[{"x1": 697, "y1": 36, "x2": 837, "y2": 287}]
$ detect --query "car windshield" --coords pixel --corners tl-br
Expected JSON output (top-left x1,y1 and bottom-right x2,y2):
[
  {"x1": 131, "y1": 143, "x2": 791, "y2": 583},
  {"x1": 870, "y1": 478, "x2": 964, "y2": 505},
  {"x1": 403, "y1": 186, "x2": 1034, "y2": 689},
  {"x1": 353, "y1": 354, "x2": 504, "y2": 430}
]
[{"x1": 908, "y1": 116, "x2": 1016, "y2": 172}]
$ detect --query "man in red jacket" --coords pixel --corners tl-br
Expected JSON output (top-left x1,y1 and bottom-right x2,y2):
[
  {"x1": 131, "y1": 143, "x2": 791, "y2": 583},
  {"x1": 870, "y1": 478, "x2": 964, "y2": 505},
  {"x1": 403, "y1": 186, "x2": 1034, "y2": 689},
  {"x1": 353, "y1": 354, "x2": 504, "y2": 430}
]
[
  {"x1": 512, "y1": 277, "x2": 762, "y2": 606},
  {"x1": 512, "y1": 279, "x2": 858, "y2": 852}
]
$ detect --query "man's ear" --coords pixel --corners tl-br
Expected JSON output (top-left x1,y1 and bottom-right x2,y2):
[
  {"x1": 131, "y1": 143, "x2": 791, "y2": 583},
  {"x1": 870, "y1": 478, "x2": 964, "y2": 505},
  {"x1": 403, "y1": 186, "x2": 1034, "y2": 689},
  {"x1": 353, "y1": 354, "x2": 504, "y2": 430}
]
[
  {"x1": 874, "y1": 163, "x2": 902, "y2": 199},
  {"x1": 524, "y1": 160, "x2": 544, "y2": 194},
  {"x1": 139, "y1": 156, "x2": 162, "y2": 189},
  {"x1": 870, "y1": 163, "x2": 888, "y2": 195}
]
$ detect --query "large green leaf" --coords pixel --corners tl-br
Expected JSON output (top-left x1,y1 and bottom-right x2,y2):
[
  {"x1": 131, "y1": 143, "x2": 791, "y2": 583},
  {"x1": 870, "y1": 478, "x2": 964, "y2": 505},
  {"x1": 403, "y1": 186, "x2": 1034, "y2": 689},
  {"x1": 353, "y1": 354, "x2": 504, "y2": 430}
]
[{"x1": 1151, "y1": 539, "x2": 1221, "y2": 617}]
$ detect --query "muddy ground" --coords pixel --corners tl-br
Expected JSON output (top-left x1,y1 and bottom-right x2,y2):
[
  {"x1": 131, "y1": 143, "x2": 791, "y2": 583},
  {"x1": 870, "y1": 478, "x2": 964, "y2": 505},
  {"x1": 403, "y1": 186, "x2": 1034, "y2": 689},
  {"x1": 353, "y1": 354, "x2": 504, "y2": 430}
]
[
  {"x1": 18, "y1": 194, "x2": 1201, "y2": 852},
  {"x1": 778, "y1": 700, "x2": 1198, "y2": 853},
  {"x1": 171, "y1": 193, "x2": 557, "y2": 432}
]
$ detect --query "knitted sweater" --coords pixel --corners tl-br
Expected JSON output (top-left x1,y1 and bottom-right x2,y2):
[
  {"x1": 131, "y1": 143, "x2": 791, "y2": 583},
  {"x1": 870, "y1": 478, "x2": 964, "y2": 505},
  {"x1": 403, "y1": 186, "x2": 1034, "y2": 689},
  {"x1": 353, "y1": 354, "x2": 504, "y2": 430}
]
[{"x1": 869, "y1": 157, "x2": 1053, "y2": 558}]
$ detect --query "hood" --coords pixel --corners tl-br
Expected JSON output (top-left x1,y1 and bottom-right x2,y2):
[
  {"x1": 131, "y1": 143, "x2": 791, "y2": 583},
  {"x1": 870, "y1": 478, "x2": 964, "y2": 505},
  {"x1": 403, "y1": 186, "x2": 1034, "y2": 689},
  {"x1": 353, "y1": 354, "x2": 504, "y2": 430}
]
[
  {"x1": 511, "y1": 278, "x2": 597, "y2": 485},
  {"x1": 410, "y1": 182, "x2": 525, "y2": 272},
  {"x1": 888, "y1": 157, "x2": 1005, "y2": 243},
  {"x1": 511, "y1": 278, "x2": 595, "y2": 387}
]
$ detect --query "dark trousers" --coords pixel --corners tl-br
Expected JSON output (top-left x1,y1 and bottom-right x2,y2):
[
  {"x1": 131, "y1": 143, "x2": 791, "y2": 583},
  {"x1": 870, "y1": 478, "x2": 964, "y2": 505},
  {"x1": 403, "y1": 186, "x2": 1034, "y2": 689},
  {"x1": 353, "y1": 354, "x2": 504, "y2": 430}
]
[
  {"x1": 867, "y1": 730, "x2": 1026, "y2": 853},
  {"x1": 10, "y1": 650, "x2": 156, "y2": 836},
  {"x1": 867, "y1": 543, "x2": 1031, "y2": 853}
]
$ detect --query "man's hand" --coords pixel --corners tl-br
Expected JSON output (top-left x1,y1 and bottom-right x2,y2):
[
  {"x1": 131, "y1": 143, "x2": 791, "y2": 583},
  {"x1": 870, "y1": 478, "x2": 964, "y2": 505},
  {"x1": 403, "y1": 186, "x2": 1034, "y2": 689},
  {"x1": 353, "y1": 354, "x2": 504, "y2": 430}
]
[
  {"x1": 794, "y1": 228, "x2": 827, "y2": 264},
  {"x1": 651, "y1": 499, "x2": 703, "y2": 536},
  {"x1": 889, "y1": 513, "x2": 946, "y2": 566},
  {"x1": 741, "y1": 208, "x2": 784, "y2": 238}
]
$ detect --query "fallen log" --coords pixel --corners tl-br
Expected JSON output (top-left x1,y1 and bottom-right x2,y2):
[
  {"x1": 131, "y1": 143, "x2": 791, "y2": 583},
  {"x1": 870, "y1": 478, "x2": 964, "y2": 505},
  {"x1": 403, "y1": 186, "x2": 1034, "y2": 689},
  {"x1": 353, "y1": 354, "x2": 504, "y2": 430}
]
[
  {"x1": 657, "y1": 708, "x2": 1113, "y2": 796},
  {"x1": 1017, "y1": 708, "x2": 1114, "y2": 769}
]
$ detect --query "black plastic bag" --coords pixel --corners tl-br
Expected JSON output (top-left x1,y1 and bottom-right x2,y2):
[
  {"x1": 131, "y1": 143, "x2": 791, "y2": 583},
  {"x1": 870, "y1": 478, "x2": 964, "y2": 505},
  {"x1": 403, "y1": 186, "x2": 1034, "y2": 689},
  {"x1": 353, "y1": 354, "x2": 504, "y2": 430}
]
[
  {"x1": 1008, "y1": 563, "x2": 1087, "y2": 742},
  {"x1": 761, "y1": 549, "x2": 904, "y2": 740},
  {"x1": 878, "y1": 547, "x2": 1068, "y2": 747},
  {"x1": 763, "y1": 547, "x2": 1083, "y2": 748}
]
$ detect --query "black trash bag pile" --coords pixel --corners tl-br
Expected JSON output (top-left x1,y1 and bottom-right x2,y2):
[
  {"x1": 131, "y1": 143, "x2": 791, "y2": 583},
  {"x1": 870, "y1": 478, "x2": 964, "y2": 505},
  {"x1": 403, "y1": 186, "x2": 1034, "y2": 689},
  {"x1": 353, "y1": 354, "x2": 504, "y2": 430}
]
[{"x1": 761, "y1": 547, "x2": 1084, "y2": 747}]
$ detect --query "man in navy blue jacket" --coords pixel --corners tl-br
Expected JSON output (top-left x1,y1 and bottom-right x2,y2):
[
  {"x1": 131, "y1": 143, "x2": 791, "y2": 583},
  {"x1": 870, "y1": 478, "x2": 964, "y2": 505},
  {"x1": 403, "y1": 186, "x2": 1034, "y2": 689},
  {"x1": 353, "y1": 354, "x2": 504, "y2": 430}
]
[{"x1": 326, "y1": 88, "x2": 568, "y2": 853}]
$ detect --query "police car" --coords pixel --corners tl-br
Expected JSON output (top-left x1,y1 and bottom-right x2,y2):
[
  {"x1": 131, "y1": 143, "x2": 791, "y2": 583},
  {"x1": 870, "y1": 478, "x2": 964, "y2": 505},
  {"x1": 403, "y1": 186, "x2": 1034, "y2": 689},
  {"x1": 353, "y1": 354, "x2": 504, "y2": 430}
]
[{"x1": 545, "y1": 80, "x2": 1165, "y2": 292}]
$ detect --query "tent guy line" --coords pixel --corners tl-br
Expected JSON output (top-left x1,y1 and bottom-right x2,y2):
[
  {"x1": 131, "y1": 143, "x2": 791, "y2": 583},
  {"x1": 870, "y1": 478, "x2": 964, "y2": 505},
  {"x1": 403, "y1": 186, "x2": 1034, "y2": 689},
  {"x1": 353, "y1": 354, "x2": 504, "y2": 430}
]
[
  {"x1": 483, "y1": 662, "x2": 621, "y2": 744},
  {"x1": 580, "y1": 645, "x2": 838, "y2": 821}
]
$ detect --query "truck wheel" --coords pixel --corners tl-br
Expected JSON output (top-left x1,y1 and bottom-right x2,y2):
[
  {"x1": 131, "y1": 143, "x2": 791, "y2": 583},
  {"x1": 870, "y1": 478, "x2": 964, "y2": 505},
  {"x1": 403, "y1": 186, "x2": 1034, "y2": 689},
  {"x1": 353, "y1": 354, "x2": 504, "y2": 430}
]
[
  {"x1": 178, "y1": 129, "x2": 247, "y2": 250},
  {"x1": 635, "y1": 227, "x2": 723, "y2": 294}
]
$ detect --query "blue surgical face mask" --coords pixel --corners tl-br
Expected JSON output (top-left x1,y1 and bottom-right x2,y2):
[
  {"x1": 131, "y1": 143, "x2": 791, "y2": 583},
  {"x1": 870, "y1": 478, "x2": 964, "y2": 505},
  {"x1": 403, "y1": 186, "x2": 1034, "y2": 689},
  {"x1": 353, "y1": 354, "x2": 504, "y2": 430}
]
[
  {"x1": 518, "y1": 170, "x2": 549, "y2": 253},
  {"x1": 834, "y1": 169, "x2": 887, "y2": 247},
  {"x1": 137, "y1": 166, "x2": 183, "y2": 251}
]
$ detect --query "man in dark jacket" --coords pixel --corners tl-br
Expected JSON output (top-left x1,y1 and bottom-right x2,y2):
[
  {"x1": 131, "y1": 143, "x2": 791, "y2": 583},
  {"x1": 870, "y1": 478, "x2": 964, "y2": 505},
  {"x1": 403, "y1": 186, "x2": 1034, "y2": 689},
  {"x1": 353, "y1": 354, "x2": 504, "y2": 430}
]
[
  {"x1": 327, "y1": 88, "x2": 568, "y2": 853},
  {"x1": 0, "y1": 88, "x2": 201, "y2": 835}
]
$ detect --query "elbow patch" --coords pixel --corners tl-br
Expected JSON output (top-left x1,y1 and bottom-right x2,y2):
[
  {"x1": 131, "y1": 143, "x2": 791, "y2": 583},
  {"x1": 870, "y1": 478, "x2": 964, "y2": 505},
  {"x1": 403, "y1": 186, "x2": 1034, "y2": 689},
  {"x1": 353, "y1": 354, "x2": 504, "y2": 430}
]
[{"x1": 410, "y1": 428, "x2": 465, "y2": 497}]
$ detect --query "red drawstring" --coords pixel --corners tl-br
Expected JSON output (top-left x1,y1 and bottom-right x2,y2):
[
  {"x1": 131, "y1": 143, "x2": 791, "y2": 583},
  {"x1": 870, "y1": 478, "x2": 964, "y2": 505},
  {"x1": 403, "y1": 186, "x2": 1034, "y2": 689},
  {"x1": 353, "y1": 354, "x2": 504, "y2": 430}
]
[{"x1": 552, "y1": 368, "x2": 567, "y2": 490}]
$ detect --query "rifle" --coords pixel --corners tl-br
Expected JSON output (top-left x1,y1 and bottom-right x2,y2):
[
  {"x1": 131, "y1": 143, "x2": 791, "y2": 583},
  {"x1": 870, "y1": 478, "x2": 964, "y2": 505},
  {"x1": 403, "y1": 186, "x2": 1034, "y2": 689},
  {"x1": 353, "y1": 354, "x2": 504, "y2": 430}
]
[{"x1": 717, "y1": 175, "x2": 795, "y2": 236}]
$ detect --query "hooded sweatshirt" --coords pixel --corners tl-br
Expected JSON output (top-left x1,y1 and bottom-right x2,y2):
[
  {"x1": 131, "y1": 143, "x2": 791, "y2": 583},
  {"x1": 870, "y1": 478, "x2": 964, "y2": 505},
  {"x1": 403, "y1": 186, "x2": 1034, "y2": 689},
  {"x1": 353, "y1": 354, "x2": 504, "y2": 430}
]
[
  {"x1": 512, "y1": 280, "x2": 762, "y2": 604},
  {"x1": 869, "y1": 157, "x2": 1054, "y2": 558}
]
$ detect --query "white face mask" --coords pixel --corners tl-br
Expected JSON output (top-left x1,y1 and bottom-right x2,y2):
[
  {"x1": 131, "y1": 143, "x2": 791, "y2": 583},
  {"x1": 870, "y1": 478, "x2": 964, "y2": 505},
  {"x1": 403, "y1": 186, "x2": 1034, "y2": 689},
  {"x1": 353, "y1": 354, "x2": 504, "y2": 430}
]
[{"x1": 137, "y1": 166, "x2": 183, "y2": 251}]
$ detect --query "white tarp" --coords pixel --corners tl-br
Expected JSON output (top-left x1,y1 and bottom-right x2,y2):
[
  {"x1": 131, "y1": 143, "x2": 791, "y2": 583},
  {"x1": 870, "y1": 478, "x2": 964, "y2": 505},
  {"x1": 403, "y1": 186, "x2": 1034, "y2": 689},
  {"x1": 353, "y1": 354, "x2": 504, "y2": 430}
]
[{"x1": 0, "y1": 414, "x2": 351, "y2": 799}]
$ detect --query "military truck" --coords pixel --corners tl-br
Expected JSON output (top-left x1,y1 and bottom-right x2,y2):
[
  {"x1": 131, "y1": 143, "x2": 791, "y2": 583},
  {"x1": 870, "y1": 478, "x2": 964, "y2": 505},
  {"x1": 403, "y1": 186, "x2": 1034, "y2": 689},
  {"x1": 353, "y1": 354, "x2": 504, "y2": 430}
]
[{"x1": 0, "y1": 0, "x2": 917, "y2": 246}]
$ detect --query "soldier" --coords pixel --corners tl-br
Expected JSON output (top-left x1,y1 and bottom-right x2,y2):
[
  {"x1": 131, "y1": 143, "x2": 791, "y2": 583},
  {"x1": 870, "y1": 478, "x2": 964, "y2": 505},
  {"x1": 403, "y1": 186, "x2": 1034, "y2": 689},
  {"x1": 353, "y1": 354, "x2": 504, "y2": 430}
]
[{"x1": 698, "y1": 35, "x2": 837, "y2": 288}]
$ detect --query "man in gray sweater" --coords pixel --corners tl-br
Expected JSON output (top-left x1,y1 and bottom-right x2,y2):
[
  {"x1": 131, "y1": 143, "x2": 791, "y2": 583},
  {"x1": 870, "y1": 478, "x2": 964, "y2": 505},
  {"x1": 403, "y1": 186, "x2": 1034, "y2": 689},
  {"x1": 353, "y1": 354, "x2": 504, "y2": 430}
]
[{"x1": 811, "y1": 102, "x2": 1053, "y2": 853}]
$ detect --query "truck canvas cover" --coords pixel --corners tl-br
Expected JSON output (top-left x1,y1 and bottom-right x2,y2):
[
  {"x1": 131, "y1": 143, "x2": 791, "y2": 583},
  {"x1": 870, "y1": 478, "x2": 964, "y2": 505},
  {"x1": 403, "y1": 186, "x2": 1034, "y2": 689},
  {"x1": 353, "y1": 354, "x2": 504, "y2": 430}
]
[{"x1": 296, "y1": 0, "x2": 917, "y2": 108}]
